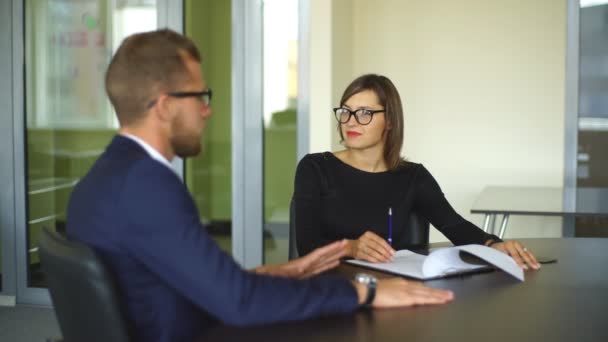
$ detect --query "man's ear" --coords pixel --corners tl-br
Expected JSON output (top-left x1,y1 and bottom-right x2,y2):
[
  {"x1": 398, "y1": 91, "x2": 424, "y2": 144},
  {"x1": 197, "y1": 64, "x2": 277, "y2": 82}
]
[{"x1": 154, "y1": 94, "x2": 174, "y2": 122}]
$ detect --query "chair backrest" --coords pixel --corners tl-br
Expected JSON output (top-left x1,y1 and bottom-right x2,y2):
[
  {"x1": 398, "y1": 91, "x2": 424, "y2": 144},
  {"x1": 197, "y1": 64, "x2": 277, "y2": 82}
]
[
  {"x1": 396, "y1": 211, "x2": 430, "y2": 250},
  {"x1": 39, "y1": 227, "x2": 132, "y2": 342},
  {"x1": 288, "y1": 198, "x2": 299, "y2": 260},
  {"x1": 288, "y1": 198, "x2": 429, "y2": 259}
]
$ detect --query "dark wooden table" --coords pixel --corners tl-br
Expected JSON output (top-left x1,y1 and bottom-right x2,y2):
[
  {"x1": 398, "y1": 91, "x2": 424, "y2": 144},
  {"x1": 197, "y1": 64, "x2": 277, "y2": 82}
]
[{"x1": 199, "y1": 238, "x2": 608, "y2": 342}]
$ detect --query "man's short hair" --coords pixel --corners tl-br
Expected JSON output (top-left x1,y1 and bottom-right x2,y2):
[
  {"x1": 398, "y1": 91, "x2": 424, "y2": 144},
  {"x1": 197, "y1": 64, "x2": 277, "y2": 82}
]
[{"x1": 105, "y1": 29, "x2": 201, "y2": 125}]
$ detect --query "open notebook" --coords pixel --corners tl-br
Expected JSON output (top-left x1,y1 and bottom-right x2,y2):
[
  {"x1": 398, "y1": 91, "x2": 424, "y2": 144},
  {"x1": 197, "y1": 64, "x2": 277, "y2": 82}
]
[{"x1": 346, "y1": 244, "x2": 524, "y2": 281}]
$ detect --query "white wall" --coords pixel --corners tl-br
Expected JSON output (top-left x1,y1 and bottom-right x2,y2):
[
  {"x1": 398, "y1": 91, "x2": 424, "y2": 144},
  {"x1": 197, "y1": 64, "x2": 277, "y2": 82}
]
[{"x1": 310, "y1": 0, "x2": 567, "y2": 241}]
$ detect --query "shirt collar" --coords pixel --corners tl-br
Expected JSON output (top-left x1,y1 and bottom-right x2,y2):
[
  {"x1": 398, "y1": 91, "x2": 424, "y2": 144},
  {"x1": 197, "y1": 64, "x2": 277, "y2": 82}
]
[{"x1": 120, "y1": 133, "x2": 176, "y2": 172}]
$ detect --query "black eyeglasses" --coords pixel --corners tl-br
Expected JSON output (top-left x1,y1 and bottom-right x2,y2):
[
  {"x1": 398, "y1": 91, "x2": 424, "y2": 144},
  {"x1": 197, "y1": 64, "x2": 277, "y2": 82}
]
[
  {"x1": 333, "y1": 107, "x2": 384, "y2": 125},
  {"x1": 146, "y1": 89, "x2": 213, "y2": 109}
]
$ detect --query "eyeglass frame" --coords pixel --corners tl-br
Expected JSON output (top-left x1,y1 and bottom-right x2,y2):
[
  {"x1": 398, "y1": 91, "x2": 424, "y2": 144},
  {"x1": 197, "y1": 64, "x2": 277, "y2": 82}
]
[
  {"x1": 146, "y1": 88, "x2": 213, "y2": 109},
  {"x1": 333, "y1": 107, "x2": 385, "y2": 125}
]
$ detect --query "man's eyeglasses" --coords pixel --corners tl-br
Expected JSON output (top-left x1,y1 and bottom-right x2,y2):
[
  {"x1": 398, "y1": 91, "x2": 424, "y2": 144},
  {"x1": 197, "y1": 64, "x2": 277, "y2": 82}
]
[
  {"x1": 333, "y1": 107, "x2": 384, "y2": 125},
  {"x1": 147, "y1": 89, "x2": 213, "y2": 109}
]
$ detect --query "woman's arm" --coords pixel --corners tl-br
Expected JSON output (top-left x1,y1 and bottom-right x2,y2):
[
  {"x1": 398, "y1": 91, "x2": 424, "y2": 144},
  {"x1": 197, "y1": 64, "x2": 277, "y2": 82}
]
[
  {"x1": 293, "y1": 155, "x2": 337, "y2": 255},
  {"x1": 412, "y1": 165, "x2": 500, "y2": 245},
  {"x1": 412, "y1": 166, "x2": 540, "y2": 269}
]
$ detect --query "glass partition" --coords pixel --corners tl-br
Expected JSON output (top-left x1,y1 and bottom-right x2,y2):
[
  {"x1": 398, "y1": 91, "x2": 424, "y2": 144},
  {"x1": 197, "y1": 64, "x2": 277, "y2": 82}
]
[
  {"x1": 262, "y1": 0, "x2": 299, "y2": 263},
  {"x1": 24, "y1": 0, "x2": 158, "y2": 288},
  {"x1": 576, "y1": 0, "x2": 608, "y2": 236},
  {"x1": 184, "y1": 0, "x2": 233, "y2": 254}
]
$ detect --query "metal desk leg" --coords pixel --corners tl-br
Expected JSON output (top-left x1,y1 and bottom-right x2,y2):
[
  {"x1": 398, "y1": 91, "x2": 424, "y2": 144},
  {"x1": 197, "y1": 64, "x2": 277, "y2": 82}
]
[
  {"x1": 489, "y1": 214, "x2": 497, "y2": 235},
  {"x1": 482, "y1": 214, "x2": 491, "y2": 232},
  {"x1": 498, "y1": 214, "x2": 510, "y2": 239},
  {"x1": 562, "y1": 215, "x2": 575, "y2": 237}
]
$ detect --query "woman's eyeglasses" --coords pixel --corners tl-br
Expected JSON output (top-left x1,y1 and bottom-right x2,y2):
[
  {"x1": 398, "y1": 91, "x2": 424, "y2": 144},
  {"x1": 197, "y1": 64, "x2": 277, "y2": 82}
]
[{"x1": 333, "y1": 107, "x2": 384, "y2": 125}]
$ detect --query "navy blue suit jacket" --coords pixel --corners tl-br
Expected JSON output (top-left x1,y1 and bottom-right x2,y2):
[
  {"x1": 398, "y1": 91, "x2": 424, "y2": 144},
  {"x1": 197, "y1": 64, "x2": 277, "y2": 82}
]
[{"x1": 66, "y1": 135, "x2": 357, "y2": 342}]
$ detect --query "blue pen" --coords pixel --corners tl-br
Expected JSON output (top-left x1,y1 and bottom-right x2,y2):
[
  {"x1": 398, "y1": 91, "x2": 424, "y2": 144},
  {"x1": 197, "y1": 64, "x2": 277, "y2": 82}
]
[{"x1": 388, "y1": 207, "x2": 393, "y2": 246}]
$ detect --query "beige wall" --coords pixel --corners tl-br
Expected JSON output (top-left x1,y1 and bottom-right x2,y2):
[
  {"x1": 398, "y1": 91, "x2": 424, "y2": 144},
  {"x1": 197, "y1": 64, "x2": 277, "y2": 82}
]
[
  {"x1": 331, "y1": 0, "x2": 354, "y2": 123},
  {"x1": 308, "y1": 0, "x2": 334, "y2": 153},
  {"x1": 310, "y1": 0, "x2": 567, "y2": 241}
]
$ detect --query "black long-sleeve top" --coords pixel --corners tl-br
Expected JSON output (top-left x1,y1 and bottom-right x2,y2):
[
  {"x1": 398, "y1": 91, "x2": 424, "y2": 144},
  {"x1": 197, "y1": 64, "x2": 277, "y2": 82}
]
[{"x1": 293, "y1": 152, "x2": 501, "y2": 256}]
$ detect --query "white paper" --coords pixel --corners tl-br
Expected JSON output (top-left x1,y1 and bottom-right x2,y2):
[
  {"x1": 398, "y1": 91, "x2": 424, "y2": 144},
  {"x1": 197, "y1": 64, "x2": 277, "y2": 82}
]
[{"x1": 345, "y1": 244, "x2": 524, "y2": 281}]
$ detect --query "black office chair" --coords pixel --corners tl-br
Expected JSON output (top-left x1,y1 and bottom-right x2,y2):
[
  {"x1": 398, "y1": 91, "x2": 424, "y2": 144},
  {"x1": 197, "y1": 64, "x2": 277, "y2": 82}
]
[
  {"x1": 394, "y1": 211, "x2": 430, "y2": 251},
  {"x1": 288, "y1": 198, "x2": 430, "y2": 260},
  {"x1": 39, "y1": 227, "x2": 132, "y2": 342},
  {"x1": 289, "y1": 198, "x2": 299, "y2": 260}
]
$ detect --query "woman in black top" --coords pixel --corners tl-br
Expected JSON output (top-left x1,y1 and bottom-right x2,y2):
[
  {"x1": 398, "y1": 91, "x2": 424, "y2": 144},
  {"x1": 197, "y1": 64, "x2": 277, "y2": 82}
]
[{"x1": 294, "y1": 74, "x2": 540, "y2": 270}]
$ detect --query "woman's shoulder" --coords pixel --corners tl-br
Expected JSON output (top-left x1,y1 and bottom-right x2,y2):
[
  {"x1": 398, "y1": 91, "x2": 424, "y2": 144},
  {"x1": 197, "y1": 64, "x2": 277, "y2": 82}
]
[
  {"x1": 296, "y1": 151, "x2": 334, "y2": 175},
  {"x1": 396, "y1": 162, "x2": 440, "y2": 187},
  {"x1": 299, "y1": 151, "x2": 334, "y2": 165},
  {"x1": 394, "y1": 160, "x2": 423, "y2": 173}
]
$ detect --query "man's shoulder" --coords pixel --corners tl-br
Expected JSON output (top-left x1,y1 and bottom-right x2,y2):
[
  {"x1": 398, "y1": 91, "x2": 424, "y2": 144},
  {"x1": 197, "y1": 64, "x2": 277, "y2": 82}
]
[
  {"x1": 69, "y1": 137, "x2": 178, "y2": 211},
  {"x1": 66, "y1": 140, "x2": 183, "y2": 244}
]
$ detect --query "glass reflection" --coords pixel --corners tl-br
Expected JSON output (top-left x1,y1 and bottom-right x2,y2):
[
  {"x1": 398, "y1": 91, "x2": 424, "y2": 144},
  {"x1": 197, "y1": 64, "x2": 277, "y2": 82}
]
[
  {"x1": 263, "y1": 0, "x2": 299, "y2": 264},
  {"x1": 25, "y1": 0, "x2": 157, "y2": 288},
  {"x1": 576, "y1": 0, "x2": 608, "y2": 236}
]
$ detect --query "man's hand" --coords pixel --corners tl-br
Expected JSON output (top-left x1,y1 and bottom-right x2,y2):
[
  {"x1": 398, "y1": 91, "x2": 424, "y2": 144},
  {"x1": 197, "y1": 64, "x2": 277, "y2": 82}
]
[
  {"x1": 252, "y1": 240, "x2": 348, "y2": 279},
  {"x1": 347, "y1": 231, "x2": 395, "y2": 263},
  {"x1": 352, "y1": 278, "x2": 454, "y2": 307}
]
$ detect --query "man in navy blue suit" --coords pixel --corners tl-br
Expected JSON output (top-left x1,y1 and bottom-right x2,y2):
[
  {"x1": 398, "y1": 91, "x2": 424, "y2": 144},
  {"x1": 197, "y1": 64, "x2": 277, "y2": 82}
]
[{"x1": 66, "y1": 29, "x2": 453, "y2": 342}]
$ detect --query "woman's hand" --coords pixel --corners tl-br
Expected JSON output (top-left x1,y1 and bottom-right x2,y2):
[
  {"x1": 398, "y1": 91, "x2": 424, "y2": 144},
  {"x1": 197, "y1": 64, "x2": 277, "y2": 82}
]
[
  {"x1": 252, "y1": 240, "x2": 349, "y2": 279},
  {"x1": 488, "y1": 240, "x2": 541, "y2": 270},
  {"x1": 348, "y1": 231, "x2": 395, "y2": 263}
]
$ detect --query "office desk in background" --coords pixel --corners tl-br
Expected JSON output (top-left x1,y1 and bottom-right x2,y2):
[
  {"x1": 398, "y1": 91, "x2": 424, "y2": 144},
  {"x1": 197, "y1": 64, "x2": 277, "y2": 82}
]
[
  {"x1": 199, "y1": 238, "x2": 608, "y2": 342},
  {"x1": 470, "y1": 186, "x2": 608, "y2": 238}
]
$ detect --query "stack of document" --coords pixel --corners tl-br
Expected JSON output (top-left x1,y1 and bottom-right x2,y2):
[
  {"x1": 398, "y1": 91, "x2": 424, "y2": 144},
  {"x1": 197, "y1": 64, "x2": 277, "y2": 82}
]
[{"x1": 346, "y1": 244, "x2": 524, "y2": 281}]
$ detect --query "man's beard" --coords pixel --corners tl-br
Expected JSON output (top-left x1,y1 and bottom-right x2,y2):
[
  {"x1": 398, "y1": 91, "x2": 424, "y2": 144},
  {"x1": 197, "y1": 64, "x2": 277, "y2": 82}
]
[
  {"x1": 171, "y1": 133, "x2": 201, "y2": 158},
  {"x1": 171, "y1": 115, "x2": 202, "y2": 158}
]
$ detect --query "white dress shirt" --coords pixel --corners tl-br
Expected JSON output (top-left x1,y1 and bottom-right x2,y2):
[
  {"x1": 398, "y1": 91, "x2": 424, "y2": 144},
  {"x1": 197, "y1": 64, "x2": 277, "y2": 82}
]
[{"x1": 121, "y1": 133, "x2": 177, "y2": 174}]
